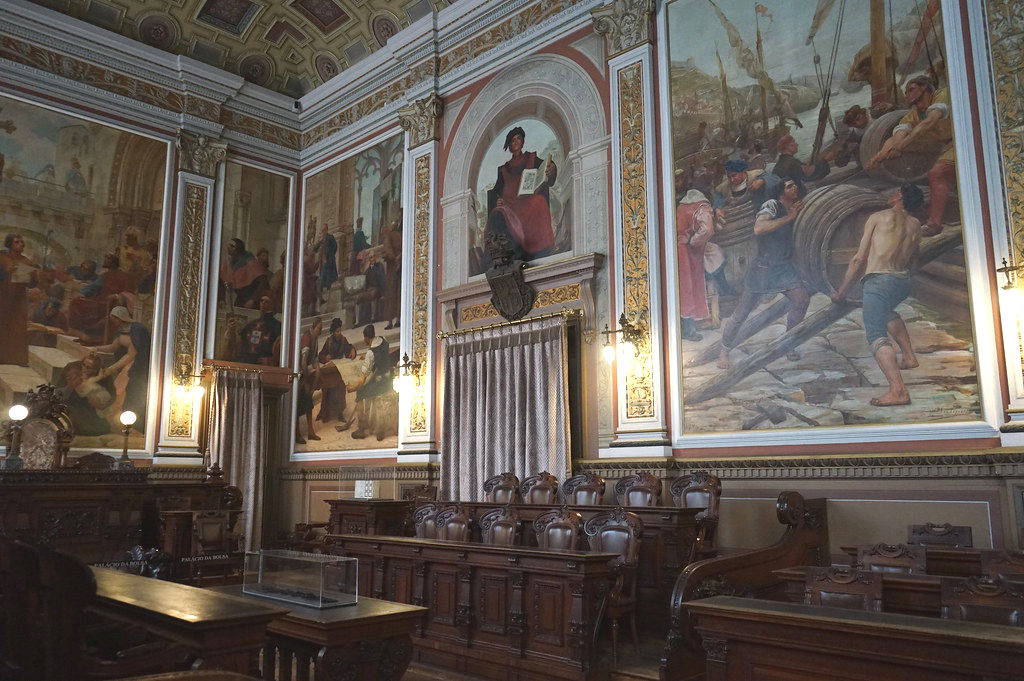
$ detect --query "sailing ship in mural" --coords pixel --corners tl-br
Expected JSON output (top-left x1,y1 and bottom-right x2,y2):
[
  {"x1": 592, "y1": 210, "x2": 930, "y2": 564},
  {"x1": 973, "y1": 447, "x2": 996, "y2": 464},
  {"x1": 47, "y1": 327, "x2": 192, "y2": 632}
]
[
  {"x1": 0, "y1": 95, "x2": 166, "y2": 450},
  {"x1": 667, "y1": 0, "x2": 981, "y2": 433},
  {"x1": 295, "y1": 133, "x2": 403, "y2": 452}
]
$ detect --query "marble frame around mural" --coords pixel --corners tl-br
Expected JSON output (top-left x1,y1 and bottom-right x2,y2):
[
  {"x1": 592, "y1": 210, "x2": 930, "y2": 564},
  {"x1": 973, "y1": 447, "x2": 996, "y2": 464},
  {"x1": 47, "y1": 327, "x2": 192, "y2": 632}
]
[
  {"x1": 289, "y1": 125, "x2": 407, "y2": 462},
  {"x1": 204, "y1": 157, "x2": 297, "y2": 369},
  {"x1": 655, "y1": 0, "x2": 1002, "y2": 450},
  {"x1": 0, "y1": 89, "x2": 175, "y2": 457}
]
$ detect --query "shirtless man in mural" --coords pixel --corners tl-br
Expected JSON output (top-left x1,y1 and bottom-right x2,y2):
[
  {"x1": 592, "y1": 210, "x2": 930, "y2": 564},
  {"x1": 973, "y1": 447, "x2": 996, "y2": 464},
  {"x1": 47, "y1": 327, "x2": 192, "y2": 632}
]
[{"x1": 831, "y1": 184, "x2": 925, "y2": 407}]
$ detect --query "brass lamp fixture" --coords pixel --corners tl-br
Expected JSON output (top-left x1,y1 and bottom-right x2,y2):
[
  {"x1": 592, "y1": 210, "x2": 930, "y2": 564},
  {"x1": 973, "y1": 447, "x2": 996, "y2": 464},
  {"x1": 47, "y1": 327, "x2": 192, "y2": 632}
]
[
  {"x1": 601, "y1": 312, "x2": 646, "y2": 364},
  {"x1": 3, "y1": 404, "x2": 28, "y2": 470},
  {"x1": 393, "y1": 353, "x2": 422, "y2": 393},
  {"x1": 117, "y1": 410, "x2": 136, "y2": 469}
]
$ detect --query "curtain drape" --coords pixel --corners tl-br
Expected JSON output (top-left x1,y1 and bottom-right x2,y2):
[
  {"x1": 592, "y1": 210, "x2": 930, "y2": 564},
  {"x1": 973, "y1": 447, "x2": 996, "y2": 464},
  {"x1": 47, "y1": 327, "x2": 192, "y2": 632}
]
[
  {"x1": 207, "y1": 369, "x2": 263, "y2": 551},
  {"x1": 441, "y1": 315, "x2": 570, "y2": 501}
]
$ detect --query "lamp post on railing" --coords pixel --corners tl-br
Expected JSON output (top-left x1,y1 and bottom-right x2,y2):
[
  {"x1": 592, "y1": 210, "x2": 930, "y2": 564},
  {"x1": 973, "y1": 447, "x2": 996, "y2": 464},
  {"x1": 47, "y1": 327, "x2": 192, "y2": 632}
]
[
  {"x1": 118, "y1": 410, "x2": 136, "y2": 470},
  {"x1": 3, "y1": 404, "x2": 28, "y2": 470}
]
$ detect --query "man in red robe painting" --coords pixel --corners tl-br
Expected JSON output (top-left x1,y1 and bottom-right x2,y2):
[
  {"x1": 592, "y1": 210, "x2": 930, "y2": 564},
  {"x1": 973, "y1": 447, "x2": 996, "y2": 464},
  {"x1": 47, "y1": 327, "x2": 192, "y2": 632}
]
[
  {"x1": 676, "y1": 189, "x2": 713, "y2": 341},
  {"x1": 485, "y1": 126, "x2": 558, "y2": 262}
]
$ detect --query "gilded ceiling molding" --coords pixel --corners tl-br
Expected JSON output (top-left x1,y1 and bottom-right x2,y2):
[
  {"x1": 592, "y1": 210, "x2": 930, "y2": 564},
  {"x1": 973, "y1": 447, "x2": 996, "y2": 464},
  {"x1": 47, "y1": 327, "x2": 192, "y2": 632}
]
[
  {"x1": 616, "y1": 62, "x2": 655, "y2": 420},
  {"x1": 590, "y1": 0, "x2": 655, "y2": 57},
  {"x1": 398, "y1": 93, "x2": 444, "y2": 149},
  {"x1": 176, "y1": 131, "x2": 228, "y2": 178},
  {"x1": 167, "y1": 182, "x2": 210, "y2": 438},
  {"x1": 409, "y1": 153, "x2": 433, "y2": 433}
]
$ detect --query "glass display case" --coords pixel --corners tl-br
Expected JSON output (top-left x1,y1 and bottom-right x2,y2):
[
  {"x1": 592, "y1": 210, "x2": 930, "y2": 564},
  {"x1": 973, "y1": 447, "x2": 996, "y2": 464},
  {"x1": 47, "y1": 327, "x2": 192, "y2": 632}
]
[{"x1": 243, "y1": 549, "x2": 358, "y2": 608}]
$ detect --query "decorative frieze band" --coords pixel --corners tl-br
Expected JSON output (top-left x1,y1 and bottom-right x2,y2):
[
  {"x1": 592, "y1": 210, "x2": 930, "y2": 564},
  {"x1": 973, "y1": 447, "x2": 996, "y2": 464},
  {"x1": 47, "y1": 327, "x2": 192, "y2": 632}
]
[{"x1": 279, "y1": 464, "x2": 440, "y2": 482}]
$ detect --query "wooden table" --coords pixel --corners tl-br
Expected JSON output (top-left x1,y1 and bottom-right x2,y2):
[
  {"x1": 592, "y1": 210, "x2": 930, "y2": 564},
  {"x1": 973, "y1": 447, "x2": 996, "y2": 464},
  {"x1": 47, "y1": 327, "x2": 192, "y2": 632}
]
[
  {"x1": 92, "y1": 567, "x2": 286, "y2": 674},
  {"x1": 211, "y1": 585, "x2": 425, "y2": 681},
  {"x1": 325, "y1": 533, "x2": 618, "y2": 681},
  {"x1": 687, "y1": 596, "x2": 1024, "y2": 681}
]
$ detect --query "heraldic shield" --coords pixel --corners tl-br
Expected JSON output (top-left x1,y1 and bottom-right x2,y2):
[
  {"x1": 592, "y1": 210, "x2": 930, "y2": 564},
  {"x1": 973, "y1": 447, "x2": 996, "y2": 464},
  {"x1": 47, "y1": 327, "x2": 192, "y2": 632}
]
[{"x1": 484, "y1": 231, "x2": 536, "y2": 321}]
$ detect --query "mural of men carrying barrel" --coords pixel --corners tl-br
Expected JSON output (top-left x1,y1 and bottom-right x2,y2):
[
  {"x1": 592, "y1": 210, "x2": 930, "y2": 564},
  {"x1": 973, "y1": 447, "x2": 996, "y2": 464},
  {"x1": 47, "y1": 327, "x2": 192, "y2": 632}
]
[{"x1": 667, "y1": 0, "x2": 980, "y2": 434}]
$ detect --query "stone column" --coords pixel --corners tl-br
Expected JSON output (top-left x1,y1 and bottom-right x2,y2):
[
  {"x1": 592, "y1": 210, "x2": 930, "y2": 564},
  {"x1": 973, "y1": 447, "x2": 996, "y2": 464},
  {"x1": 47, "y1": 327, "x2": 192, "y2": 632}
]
[
  {"x1": 593, "y1": 0, "x2": 670, "y2": 456},
  {"x1": 397, "y1": 94, "x2": 443, "y2": 460},
  {"x1": 155, "y1": 131, "x2": 226, "y2": 463}
]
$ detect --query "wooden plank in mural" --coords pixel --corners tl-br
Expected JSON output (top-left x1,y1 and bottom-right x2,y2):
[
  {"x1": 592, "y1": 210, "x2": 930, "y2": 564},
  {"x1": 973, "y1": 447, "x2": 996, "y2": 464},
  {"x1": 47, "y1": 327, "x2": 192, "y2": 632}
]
[
  {"x1": 0, "y1": 95, "x2": 166, "y2": 450},
  {"x1": 665, "y1": 0, "x2": 981, "y2": 433},
  {"x1": 295, "y1": 133, "x2": 404, "y2": 451}
]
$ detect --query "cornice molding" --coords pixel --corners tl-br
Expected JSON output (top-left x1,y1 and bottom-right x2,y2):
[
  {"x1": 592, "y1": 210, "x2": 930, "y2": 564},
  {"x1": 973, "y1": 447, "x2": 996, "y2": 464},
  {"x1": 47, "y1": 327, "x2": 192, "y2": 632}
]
[{"x1": 279, "y1": 464, "x2": 439, "y2": 482}]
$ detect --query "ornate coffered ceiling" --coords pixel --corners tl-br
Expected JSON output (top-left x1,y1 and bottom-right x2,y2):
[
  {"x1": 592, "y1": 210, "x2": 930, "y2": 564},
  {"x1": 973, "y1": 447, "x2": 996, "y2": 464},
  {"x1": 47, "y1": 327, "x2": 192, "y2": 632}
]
[{"x1": 29, "y1": 0, "x2": 453, "y2": 96}]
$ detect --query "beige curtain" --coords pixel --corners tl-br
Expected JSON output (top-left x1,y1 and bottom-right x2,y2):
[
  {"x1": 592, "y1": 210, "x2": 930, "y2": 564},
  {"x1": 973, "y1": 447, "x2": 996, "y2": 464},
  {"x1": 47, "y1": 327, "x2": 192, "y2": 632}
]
[
  {"x1": 207, "y1": 369, "x2": 263, "y2": 551},
  {"x1": 441, "y1": 315, "x2": 570, "y2": 502}
]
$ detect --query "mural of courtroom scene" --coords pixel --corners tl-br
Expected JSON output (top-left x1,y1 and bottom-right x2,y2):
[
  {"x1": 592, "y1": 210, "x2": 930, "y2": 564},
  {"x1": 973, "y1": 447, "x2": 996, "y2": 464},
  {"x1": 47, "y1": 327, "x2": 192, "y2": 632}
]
[
  {"x1": 0, "y1": 95, "x2": 166, "y2": 450},
  {"x1": 468, "y1": 117, "x2": 573, "y2": 277},
  {"x1": 212, "y1": 162, "x2": 291, "y2": 367},
  {"x1": 666, "y1": 0, "x2": 981, "y2": 433},
  {"x1": 295, "y1": 133, "x2": 403, "y2": 452}
]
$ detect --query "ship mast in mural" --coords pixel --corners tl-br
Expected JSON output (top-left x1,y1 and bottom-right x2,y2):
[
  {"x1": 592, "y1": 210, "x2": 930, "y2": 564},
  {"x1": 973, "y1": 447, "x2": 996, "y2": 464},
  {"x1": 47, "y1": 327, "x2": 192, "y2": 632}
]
[{"x1": 669, "y1": 0, "x2": 974, "y2": 433}]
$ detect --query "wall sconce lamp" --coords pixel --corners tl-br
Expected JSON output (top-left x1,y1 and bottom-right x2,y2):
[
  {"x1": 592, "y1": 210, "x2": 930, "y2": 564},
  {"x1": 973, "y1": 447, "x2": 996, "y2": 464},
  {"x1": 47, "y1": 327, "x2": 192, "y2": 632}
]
[
  {"x1": 601, "y1": 312, "x2": 646, "y2": 364},
  {"x1": 393, "y1": 353, "x2": 422, "y2": 393},
  {"x1": 997, "y1": 258, "x2": 1024, "y2": 290},
  {"x1": 117, "y1": 410, "x2": 136, "y2": 469},
  {"x1": 3, "y1": 404, "x2": 28, "y2": 470}
]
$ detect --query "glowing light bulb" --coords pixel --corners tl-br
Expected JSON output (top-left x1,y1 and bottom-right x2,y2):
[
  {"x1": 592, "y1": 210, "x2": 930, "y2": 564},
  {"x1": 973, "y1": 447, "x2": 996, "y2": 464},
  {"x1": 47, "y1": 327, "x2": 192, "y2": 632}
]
[
  {"x1": 602, "y1": 343, "x2": 616, "y2": 364},
  {"x1": 8, "y1": 404, "x2": 27, "y2": 421},
  {"x1": 119, "y1": 410, "x2": 137, "y2": 426}
]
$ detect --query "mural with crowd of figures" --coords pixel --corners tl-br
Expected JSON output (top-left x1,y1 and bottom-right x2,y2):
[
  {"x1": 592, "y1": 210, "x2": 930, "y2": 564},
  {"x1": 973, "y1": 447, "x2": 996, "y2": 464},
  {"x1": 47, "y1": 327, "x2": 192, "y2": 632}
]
[
  {"x1": 211, "y1": 161, "x2": 292, "y2": 367},
  {"x1": 666, "y1": 0, "x2": 982, "y2": 433},
  {"x1": 0, "y1": 95, "x2": 166, "y2": 451},
  {"x1": 295, "y1": 133, "x2": 403, "y2": 451}
]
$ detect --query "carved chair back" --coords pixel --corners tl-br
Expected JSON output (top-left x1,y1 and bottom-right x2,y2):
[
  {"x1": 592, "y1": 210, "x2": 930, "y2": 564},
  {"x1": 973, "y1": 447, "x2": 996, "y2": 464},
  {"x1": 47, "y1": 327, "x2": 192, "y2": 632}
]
[
  {"x1": 435, "y1": 505, "x2": 472, "y2": 542},
  {"x1": 479, "y1": 506, "x2": 521, "y2": 546},
  {"x1": 614, "y1": 473, "x2": 662, "y2": 507},
  {"x1": 402, "y1": 484, "x2": 439, "y2": 507},
  {"x1": 981, "y1": 550, "x2": 1024, "y2": 580},
  {"x1": 803, "y1": 566, "x2": 883, "y2": 612},
  {"x1": 562, "y1": 473, "x2": 606, "y2": 506},
  {"x1": 483, "y1": 472, "x2": 520, "y2": 504},
  {"x1": 413, "y1": 503, "x2": 441, "y2": 539},
  {"x1": 520, "y1": 471, "x2": 559, "y2": 504},
  {"x1": 856, "y1": 543, "x2": 926, "y2": 574},
  {"x1": 583, "y1": 508, "x2": 643, "y2": 665},
  {"x1": 192, "y1": 511, "x2": 239, "y2": 555},
  {"x1": 940, "y1": 576, "x2": 1024, "y2": 626},
  {"x1": 908, "y1": 522, "x2": 973, "y2": 548},
  {"x1": 533, "y1": 507, "x2": 584, "y2": 551},
  {"x1": 72, "y1": 451, "x2": 117, "y2": 470},
  {"x1": 670, "y1": 470, "x2": 722, "y2": 559}
]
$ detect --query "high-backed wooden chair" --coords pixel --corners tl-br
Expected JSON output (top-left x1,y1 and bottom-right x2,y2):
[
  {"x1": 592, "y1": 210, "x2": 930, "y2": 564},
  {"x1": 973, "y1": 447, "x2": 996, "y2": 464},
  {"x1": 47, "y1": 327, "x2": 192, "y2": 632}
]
[
  {"x1": 483, "y1": 472, "x2": 520, "y2": 504},
  {"x1": 669, "y1": 470, "x2": 722, "y2": 561},
  {"x1": 940, "y1": 575, "x2": 1024, "y2": 626},
  {"x1": 614, "y1": 472, "x2": 662, "y2": 507},
  {"x1": 533, "y1": 507, "x2": 584, "y2": 551},
  {"x1": 803, "y1": 566, "x2": 883, "y2": 612},
  {"x1": 856, "y1": 543, "x2": 926, "y2": 574},
  {"x1": 562, "y1": 473, "x2": 606, "y2": 506},
  {"x1": 981, "y1": 550, "x2": 1024, "y2": 580},
  {"x1": 520, "y1": 471, "x2": 559, "y2": 504},
  {"x1": 188, "y1": 510, "x2": 243, "y2": 585},
  {"x1": 479, "y1": 506, "x2": 521, "y2": 546},
  {"x1": 402, "y1": 484, "x2": 439, "y2": 505},
  {"x1": 413, "y1": 503, "x2": 442, "y2": 539},
  {"x1": 584, "y1": 508, "x2": 643, "y2": 665},
  {"x1": 908, "y1": 522, "x2": 973, "y2": 548},
  {"x1": 435, "y1": 506, "x2": 471, "y2": 542}
]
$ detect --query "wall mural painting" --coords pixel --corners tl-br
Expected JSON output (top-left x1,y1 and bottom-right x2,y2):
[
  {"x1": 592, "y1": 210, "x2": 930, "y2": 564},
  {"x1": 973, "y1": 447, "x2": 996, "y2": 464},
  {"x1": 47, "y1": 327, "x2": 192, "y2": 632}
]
[
  {"x1": 469, "y1": 117, "x2": 573, "y2": 277},
  {"x1": 0, "y1": 95, "x2": 166, "y2": 450},
  {"x1": 667, "y1": 0, "x2": 981, "y2": 433},
  {"x1": 295, "y1": 133, "x2": 404, "y2": 451},
  {"x1": 212, "y1": 162, "x2": 291, "y2": 367}
]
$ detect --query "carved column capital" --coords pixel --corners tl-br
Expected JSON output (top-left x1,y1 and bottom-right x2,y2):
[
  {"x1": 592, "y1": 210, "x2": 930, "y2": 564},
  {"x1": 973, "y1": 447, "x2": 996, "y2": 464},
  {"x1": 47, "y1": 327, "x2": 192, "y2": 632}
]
[
  {"x1": 591, "y1": 0, "x2": 655, "y2": 56},
  {"x1": 398, "y1": 93, "x2": 444, "y2": 149},
  {"x1": 175, "y1": 131, "x2": 227, "y2": 177}
]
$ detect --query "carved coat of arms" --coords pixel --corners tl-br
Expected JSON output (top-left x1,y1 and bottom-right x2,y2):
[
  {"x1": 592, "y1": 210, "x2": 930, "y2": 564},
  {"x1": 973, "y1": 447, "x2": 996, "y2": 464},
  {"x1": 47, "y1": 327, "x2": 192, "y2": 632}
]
[{"x1": 484, "y1": 232, "x2": 535, "y2": 321}]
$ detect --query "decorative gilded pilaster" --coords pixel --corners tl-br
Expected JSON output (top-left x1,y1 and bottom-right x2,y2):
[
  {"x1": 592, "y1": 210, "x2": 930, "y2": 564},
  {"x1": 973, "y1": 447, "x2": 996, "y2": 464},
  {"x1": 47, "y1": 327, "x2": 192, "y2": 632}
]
[
  {"x1": 157, "y1": 132, "x2": 223, "y2": 457},
  {"x1": 603, "y1": 34, "x2": 668, "y2": 453},
  {"x1": 591, "y1": 0, "x2": 655, "y2": 57},
  {"x1": 399, "y1": 97, "x2": 441, "y2": 455}
]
